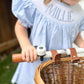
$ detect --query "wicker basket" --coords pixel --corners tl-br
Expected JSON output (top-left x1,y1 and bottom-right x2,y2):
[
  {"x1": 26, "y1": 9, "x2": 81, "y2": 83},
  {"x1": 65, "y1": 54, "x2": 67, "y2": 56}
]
[{"x1": 34, "y1": 55, "x2": 84, "y2": 84}]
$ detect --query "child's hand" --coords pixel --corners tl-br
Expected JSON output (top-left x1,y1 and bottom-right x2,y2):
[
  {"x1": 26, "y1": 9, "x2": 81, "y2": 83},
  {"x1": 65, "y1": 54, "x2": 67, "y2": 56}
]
[
  {"x1": 74, "y1": 33, "x2": 84, "y2": 48},
  {"x1": 78, "y1": 41, "x2": 84, "y2": 48},
  {"x1": 22, "y1": 45, "x2": 37, "y2": 63}
]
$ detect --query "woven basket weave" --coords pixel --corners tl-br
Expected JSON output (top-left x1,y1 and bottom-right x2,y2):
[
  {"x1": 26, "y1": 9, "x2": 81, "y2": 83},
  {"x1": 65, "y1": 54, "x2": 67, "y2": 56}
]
[{"x1": 34, "y1": 55, "x2": 84, "y2": 84}]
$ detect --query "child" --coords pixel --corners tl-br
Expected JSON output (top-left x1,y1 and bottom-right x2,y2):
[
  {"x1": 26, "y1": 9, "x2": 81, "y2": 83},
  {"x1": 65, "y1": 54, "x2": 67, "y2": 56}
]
[{"x1": 11, "y1": 0, "x2": 84, "y2": 84}]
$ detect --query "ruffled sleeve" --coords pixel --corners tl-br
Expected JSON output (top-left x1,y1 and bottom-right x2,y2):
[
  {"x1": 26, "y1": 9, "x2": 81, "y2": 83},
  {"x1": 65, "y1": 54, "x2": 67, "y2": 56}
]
[
  {"x1": 12, "y1": 0, "x2": 35, "y2": 27},
  {"x1": 79, "y1": 17, "x2": 84, "y2": 32}
]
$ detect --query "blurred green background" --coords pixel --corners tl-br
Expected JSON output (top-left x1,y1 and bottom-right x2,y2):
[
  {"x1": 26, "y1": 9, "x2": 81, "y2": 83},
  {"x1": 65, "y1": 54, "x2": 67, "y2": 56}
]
[{"x1": 0, "y1": 54, "x2": 18, "y2": 84}]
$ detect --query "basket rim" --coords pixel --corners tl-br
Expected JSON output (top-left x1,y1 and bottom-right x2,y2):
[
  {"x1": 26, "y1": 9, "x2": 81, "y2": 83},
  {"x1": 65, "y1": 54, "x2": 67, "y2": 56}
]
[{"x1": 34, "y1": 60, "x2": 53, "y2": 84}]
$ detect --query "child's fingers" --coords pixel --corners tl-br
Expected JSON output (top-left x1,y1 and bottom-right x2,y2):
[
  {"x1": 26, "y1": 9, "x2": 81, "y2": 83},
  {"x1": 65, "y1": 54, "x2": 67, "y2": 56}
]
[
  {"x1": 22, "y1": 51, "x2": 26, "y2": 60},
  {"x1": 34, "y1": 50, "x2": 37, "y2": 61},
  {"x1": 30, "y1": 50, "x2": 34, "y2": 63},
  {"x1": 26, "y1": 51, "x2": 30, "y2": 63}
]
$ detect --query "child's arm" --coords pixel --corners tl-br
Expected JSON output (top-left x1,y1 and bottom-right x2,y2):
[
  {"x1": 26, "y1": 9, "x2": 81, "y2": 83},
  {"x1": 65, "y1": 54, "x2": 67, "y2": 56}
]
[
  {"x1": 15, "y1": 20, "x2": 37, "y2": 63},
  {"x1": 74, "y1": 33, "x2": 84, "y2": 48}
]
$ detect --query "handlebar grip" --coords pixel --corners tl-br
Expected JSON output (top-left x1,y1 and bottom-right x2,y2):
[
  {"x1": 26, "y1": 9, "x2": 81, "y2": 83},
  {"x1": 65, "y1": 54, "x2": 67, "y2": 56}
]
[{"x1": 12, "y1": 54, "x2": 25, "y2": 63}]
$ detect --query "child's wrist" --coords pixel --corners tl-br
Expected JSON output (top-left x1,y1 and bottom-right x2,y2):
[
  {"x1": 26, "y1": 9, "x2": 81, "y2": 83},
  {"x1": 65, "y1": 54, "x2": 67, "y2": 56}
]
[{"x1": 20, "y1": 41, "x2": 31, "y2": 49}]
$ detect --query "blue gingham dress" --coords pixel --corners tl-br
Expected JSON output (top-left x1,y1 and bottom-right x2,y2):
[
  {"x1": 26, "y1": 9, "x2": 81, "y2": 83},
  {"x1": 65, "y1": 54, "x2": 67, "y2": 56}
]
[{"x1": 11, "y1": 0, "x2": 84, "y2": 84}]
